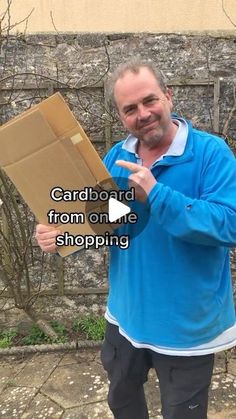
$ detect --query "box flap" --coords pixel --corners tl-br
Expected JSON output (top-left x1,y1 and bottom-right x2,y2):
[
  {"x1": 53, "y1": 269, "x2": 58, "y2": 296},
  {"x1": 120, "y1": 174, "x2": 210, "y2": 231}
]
[
  {"x1": 37, "y1": 92, "x2": 78, "y2": 137},
  {"x1": 0, "y1": 109, "x2": 57, "y2": 166}
]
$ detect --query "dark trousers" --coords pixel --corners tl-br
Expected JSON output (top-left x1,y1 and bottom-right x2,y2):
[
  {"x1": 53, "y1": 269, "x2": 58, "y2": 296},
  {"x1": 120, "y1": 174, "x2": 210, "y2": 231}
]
[{"x1": 101, "y1": 322, "x2": 215, "y2": 419}]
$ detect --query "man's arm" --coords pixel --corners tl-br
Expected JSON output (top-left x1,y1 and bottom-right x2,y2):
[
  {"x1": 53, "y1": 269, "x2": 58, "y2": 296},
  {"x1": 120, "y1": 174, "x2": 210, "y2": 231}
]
[{"x1": 116, "y1": 147, "x2": 236, "y2": 247}]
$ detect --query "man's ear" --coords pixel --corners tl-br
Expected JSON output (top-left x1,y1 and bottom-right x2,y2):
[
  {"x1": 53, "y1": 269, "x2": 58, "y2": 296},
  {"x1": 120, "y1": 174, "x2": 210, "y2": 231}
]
[
  {"x1": 165, "y1": 87, "x2": 174, "y2": 110},
  {"x1": 166, "y1": 87, "x2": 173, "y2": 99},
  {"x1": 115, "y1": 107, "x2": 127, "y2": 128}
]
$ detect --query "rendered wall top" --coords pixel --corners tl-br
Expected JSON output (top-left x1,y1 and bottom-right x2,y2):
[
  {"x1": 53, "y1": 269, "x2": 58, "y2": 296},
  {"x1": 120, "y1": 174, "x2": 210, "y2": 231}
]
[{"x1": 1, "y1": 0, "x2": 236, "y2": 34}]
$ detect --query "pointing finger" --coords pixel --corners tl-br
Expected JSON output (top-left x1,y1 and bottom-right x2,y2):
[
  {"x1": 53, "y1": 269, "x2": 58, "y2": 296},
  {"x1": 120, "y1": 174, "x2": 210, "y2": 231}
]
[{"x1": 116, "y1": 160, "x2": 143, "y2": 173}]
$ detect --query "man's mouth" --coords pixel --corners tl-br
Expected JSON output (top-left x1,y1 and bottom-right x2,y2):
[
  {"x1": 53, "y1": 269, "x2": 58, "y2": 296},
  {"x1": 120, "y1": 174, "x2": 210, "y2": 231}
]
[{"x1": 140, "y1": 120, "x2": 158, "y2": 132}]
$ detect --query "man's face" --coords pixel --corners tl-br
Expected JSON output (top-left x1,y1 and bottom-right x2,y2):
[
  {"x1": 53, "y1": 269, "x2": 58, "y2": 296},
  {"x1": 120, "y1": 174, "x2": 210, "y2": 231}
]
[{"x1": 114, "y1": 67, "x2": 174, "y2": 147}]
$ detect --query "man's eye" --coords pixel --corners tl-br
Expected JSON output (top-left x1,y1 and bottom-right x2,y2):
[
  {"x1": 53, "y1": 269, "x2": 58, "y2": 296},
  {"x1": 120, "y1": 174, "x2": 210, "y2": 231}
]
[
  {"x1": 145, "y1": 98, "x2": 158, "y2": 104},
  {"x1": 125, "y1": 108, "x2": 135, "y2": 115}
]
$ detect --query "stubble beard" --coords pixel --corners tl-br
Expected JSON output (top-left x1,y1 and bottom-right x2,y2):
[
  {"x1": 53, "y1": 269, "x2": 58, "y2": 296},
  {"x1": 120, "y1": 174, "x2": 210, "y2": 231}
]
[
  {"x1": 135, "y1": 116, "x2": 165, "y2": 149},
  {"x1": 137, "y1": 116, "x2": 176, "y2": 149},
  {"x1": 138, "y1": 127, "x2": 165, "y2": 149}
]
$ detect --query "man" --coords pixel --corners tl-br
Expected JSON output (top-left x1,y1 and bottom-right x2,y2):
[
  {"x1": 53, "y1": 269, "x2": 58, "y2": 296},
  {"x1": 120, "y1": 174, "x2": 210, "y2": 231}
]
[{"x1": 36, "y1": 59, "x2": 236, "y2": 419}]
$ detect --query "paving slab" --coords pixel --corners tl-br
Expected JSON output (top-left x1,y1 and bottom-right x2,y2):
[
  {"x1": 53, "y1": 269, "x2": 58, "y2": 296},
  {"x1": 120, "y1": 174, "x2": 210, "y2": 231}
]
[
  {"x1": 0, "y1": 364, "x2": 18, "y2": 395},
  {"x1": 208, "y1": 410, "x2": 236, "y2": 419},
  {"x1": 144, "y1": 369, "x2": 162, "y2": 417},
  {"x1": 0, "y1": 348, "x2": 235, "y2": 418},
  {"x1": 61, "y1": 400, "x2": 113, "y2": 418},
  {"x1": 213, "y1": 352, "x2": 227, "y2": 374},
  {"x1": 13, "y1": 353, "x2": 63, "y2": 388},
  {"x1": 229, "y1": 358, "x2": 236, "y2": 376},
  {"x1": 21, "y1": 393, "x2": 63, "y2": 418},
  {"x1": 41, "y1": 360, "x2": 108, "y2": 409},
  {"x1": 0, "y1": 355, "x2": 33, "y2": 396},
  {"x1": 59, "y1": 349, "x2": 98, "y2": 367},
  {"x1": 209, "y1": 372, "x2": 236, "y2": 411},
  {"x1": 0, "y1": 385, "x2": 38, "y2": 418}
]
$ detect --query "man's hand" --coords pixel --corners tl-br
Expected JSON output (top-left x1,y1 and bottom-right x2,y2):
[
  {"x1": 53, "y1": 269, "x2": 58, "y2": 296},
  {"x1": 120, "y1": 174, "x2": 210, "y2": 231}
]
[
  {"x1": 35, "y1": 224, "x2": 61, "y2": 253},
  {"x1": 116, "y1": 160, "x2": 157, "y2": 202}
]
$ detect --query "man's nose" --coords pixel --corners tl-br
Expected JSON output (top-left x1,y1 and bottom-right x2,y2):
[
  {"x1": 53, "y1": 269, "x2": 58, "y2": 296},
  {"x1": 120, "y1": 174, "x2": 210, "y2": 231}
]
[{"x1": 137, "y1": 104, "x2": 151, "y2": 121}]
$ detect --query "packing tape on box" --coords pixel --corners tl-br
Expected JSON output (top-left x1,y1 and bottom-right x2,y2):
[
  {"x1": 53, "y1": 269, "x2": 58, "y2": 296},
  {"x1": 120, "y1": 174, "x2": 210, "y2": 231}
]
[{"x1": 71, "y1": 133, "x2": 83, "y2": 144}]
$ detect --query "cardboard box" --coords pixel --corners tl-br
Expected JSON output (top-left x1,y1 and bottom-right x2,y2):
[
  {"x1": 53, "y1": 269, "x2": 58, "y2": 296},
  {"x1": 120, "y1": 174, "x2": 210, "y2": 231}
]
[{"x1": 0, "y1": 92, "x2": 117, "y2": 257}]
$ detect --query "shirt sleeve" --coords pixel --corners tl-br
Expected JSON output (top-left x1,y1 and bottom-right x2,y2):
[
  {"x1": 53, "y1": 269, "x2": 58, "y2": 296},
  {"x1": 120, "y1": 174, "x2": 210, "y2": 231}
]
[{"x1": 148, "y1": 144, "x2": 236, "y2": 247}]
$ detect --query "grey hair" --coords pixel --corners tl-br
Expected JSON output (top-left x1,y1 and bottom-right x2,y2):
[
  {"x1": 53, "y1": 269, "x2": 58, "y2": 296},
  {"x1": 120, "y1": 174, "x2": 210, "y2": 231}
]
[{"x1": 106, "y1": 57, "x2": 167, "y2": 107}]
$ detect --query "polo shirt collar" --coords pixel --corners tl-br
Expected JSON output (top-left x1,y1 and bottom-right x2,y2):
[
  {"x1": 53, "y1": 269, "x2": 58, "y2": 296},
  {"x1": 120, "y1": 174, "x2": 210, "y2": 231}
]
[{"x1": 121, "y1": 117, "x2": 188, "y2": 165}]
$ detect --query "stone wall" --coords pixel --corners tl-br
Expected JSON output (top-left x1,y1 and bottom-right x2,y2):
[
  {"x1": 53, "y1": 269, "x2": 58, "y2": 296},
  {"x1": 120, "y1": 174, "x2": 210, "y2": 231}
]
[
  {"x1": 0, "y1": 32, "x2": 235, "y2": 327},
  {"x1": 1, "y1": 33, "x2": 236, "y2": 137}
]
